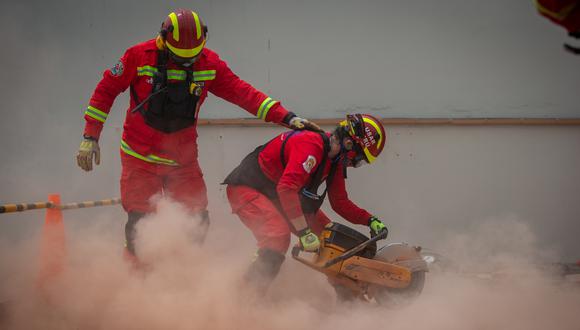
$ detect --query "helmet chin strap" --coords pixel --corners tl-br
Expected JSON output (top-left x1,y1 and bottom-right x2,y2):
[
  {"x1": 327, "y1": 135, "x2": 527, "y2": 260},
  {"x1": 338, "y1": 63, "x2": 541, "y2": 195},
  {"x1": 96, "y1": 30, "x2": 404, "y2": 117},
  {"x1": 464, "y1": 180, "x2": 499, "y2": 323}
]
[{"x1": 337, "y1": 137, "x2": 351, "y2": 167}]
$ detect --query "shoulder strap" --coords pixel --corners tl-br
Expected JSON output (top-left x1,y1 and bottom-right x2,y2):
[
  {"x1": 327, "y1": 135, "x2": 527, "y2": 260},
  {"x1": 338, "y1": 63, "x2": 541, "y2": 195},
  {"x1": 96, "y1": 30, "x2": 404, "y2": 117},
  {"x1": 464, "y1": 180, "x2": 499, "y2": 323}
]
[
  {"x1": 130, "y1": 51, "x2": 168, "y2": 114},
  {"x1": 309, "y1": 133, "x2": 331, "y2": 186},
  {"x1": 280, "y1": 131, "x2": 298, "y2": 168},
  {"x1": 299, "y1": 132, "x2": 334, "y2": 199},
  {"x1": 154, "y1": 50, "x2": 168, "y2": 84}
]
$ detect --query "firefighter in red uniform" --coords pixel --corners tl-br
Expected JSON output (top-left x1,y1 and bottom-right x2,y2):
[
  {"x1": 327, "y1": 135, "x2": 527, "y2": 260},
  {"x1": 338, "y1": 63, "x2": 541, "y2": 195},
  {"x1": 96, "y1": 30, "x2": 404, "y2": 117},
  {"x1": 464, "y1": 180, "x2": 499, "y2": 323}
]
[
  {"x1": 223, "y1": 114, "x2": 389, "y2": 293},
  {"x1": 76, "y1": 9, "x2": 319, "y2": 259},
  {"x1": 535, "y1": 0, "x2": 580, "y2": 54}
]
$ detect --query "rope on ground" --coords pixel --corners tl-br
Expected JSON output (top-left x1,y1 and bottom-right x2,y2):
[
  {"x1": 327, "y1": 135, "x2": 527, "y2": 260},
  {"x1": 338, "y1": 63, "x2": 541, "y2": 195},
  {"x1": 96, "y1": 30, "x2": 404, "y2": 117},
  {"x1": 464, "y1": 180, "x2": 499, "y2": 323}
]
[{"x1": 0, "y1": 198, "x2": 121, "y2": 214}]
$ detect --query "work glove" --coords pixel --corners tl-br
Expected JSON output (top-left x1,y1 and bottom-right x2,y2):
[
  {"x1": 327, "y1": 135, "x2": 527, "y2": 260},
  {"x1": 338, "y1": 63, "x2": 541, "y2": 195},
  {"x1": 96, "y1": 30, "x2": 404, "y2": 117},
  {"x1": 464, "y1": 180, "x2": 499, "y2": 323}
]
[
  {"x1": 368, "y1": 216, "x2": 388, "y2": 239},
  {"x1": 298, "y1": 228, "x2": 320, "y2": 252},
  {"x1": 284, "y1": 112, "x2": 322, "y2": 132},
  {"x1": 289, "y1": 116, "x2": 322, "y2": 132},
  {"x1": 288, "y1": 116, "x2": 322, "y2": 132},
  {"x1": 76, "y1": 136, "x2": 100, "y2": 171}
]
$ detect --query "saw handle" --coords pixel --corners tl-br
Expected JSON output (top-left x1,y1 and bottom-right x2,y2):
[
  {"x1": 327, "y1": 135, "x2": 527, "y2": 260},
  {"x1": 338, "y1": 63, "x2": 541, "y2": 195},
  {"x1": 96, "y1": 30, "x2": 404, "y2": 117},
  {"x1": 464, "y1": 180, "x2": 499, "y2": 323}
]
[{"x1": 323, "y1": 230, "x2": 387, "y2": 268}]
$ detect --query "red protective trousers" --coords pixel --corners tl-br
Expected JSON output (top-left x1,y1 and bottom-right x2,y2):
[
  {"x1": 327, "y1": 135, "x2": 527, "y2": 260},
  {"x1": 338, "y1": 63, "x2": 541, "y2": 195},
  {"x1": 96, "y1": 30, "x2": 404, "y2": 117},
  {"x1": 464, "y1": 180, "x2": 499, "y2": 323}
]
[
  {"x1": 227, "y1": 185, "x2": 331, "y2": 254},
  {"x1": 120, "y1": 151, "x2": 207, "y2": 214}
]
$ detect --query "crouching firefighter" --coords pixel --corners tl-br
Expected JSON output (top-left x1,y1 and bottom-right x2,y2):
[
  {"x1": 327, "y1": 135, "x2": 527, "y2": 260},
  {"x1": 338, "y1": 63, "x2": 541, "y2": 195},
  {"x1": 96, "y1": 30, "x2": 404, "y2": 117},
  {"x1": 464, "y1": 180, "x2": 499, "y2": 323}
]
[
  {"x1": 76, "y1": 9, "x2": 320, "y2": 265},
  {"x1": 223, "y1": 114, "x2": 390, "y2": 294}
]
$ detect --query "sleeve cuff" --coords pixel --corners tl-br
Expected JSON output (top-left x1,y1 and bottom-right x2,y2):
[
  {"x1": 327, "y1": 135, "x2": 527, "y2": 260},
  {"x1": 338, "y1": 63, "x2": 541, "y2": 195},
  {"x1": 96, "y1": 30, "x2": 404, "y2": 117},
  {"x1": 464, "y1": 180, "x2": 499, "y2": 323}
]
[
  {"x1": 83, "y1": 122, "x2": 103, "y2": 140},
  {"x1": 264, "y1": 103, "x2": 291, "y2": 124}
]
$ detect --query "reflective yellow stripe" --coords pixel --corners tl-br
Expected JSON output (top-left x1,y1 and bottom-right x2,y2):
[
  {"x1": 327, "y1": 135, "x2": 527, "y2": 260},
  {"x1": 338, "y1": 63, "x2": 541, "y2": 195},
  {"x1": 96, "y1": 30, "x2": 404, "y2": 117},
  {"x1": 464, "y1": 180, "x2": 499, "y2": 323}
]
[
  {"x1": 257, "y1": 97, "x2": 278, "y2": 120},
  {"x1": 137, "y1": 67, "x2": 216, "y2": 81},
  {"x1": 137, "y1": 68, "x2": 216, "y2": 81},
  {"x1": 120, "y1": 140, "x2": 178, "y2": 166},
  {"x1": 364, "y1": 117, "x2": 383, "y2": 150},
  {"x1": 169, "y1": 12, "x2": 180, "y2": 42},
  {"x1": 167, "y1": 39, "x2": 206, "y2": 58},
  {"x1": 85, "y1": 105, "x2": 107, "y2": 123},
  {"x1": 193, "y1": 70, "x2": 216, "y2": 81},
  {"x1": 137, "y1": 66, "x2": 158, "y2": 77},
  {"x1": 362, "y1": 117, "x2": 383, "y2": 164},
  {"x1": 167, "y1": 69, "x2": 187, "y2": 80},
  {"x1": 192, "y1": 11, "x2": 202, "y2": 40},
  {"x1": 535, "y1": 0, "x2": 577, "y2": 21}
]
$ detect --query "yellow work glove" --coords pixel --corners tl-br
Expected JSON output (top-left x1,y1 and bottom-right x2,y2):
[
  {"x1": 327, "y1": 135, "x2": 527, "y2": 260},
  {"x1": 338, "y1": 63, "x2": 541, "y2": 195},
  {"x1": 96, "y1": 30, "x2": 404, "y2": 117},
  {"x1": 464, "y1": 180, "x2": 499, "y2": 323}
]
[
  {"x1": 298, "y1": 228, "x2": 320, "y2": 252},
  {"x1": 76, "y1": 137, "x2": 100, "y2": 171},
  {"x1": 368, "y1": 216, "x2": 388, "y2": 240}
]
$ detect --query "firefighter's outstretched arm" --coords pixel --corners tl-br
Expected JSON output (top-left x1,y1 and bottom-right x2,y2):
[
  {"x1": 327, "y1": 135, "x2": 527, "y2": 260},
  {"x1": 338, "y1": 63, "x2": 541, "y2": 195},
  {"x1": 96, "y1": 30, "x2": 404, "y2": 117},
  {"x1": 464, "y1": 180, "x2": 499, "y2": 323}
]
[
  {"x1": 328, "y1": 163, "x2": 388, "y2": 240},
  {"x1": 209, "y1": 54, "x2": 321, "y2": 130}
]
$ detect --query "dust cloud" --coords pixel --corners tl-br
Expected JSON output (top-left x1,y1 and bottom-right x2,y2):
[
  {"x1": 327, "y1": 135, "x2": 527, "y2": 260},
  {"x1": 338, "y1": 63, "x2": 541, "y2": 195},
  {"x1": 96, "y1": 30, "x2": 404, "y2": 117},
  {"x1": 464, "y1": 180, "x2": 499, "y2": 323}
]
[{"x1": 0, "y1": 201, "x2": 578, "y2": 330}]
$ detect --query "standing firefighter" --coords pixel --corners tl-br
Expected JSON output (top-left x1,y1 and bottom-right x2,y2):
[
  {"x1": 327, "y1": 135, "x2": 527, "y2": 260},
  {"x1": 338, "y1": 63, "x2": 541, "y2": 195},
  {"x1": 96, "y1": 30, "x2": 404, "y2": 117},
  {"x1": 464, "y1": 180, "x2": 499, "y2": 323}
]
[
  {"x1": 76, "y1": 9, "x2": 319, "y2": 261},
  {"x1": 223, "y1": 114, "x2": 389, "y2": 293},
  {"x1": 535, "y1": 0, "x2": 580, "y2": 54}
]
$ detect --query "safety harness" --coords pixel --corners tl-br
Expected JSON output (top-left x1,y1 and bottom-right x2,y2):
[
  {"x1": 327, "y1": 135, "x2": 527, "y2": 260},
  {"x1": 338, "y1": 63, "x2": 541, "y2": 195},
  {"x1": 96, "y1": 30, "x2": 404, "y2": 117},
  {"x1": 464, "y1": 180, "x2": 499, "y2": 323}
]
[
  {"x1": 130, "y1": 51, "x2": 200, "y2": 133},
  {"x1": 223, "y1": 131, "x2": 340, "y2": 217}
]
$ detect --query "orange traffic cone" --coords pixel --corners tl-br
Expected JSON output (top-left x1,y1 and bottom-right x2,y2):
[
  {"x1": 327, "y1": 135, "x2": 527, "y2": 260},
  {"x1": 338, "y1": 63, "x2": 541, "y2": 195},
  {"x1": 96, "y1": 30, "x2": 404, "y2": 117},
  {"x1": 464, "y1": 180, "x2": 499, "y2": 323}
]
[{"x1": 36, "y1": 194, "x2": 66, "y2": 289}]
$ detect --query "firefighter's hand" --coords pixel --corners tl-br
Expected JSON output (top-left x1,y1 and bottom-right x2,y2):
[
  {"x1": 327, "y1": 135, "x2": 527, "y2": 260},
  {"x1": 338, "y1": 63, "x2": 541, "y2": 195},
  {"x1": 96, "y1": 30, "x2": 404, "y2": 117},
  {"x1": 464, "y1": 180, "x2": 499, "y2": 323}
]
[
  {"x1": 76, "y1": 137, "x2": 100, "y2": 171},
  {"x1": 368, "y1": 216, "x2": 388, "y2": 240},
  {"x1": 289, "y1": 116, "x2": 322, "y2": 132},
  {"x1": 298, "y1": 228, "x2": 320, "y2": 252}
]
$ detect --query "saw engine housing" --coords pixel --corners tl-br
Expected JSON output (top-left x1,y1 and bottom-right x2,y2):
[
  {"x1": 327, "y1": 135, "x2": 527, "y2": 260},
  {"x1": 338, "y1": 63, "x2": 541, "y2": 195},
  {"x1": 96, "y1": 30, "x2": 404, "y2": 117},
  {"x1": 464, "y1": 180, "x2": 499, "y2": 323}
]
[{"x1": 292, "y1": 222, "x2": 428, "y2": 304}]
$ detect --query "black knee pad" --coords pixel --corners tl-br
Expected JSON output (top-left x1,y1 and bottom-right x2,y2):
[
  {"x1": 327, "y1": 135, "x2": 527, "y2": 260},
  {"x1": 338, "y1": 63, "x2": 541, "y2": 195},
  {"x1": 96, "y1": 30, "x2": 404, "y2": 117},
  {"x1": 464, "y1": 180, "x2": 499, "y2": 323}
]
[{"x1": 125, "y1": 211, "x2": 146, "y2": 254}]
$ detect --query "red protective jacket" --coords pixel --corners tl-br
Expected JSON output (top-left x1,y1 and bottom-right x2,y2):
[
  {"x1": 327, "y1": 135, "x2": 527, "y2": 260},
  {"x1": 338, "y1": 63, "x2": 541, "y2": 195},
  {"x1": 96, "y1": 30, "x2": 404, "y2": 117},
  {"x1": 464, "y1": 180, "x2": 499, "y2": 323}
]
[
  {"x1": 536, "y1": 0, "x2": 580, "y2": 32},
  {"x1": 258, "y1": 130, "x2": 372, "y2": 224},
  {"x1": 83, "y1": 39, "x2": 290, "y2": 165}
]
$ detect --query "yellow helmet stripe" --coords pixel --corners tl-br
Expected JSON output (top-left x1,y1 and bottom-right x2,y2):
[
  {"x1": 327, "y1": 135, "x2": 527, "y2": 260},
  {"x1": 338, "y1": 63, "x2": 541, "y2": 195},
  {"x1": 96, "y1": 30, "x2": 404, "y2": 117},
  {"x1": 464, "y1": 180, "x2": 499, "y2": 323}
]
[
  {"x1": 192, "y1": 11, "x2": 202, "y2": 40},
  {"x1": 534, "y1": 0, "x2": 577, "y2": 21},
  {"x1": 166, "y1": 39, "x2": 206, "y2": 58},
  {"x1": 363, "y1": 117, "x2": 383, "y2": 150},
  {"x1": 363, "y1": 148, "x2": 376, "y2": 163},
  {"x1": 169, "y1": 12, "x2": 180, "y2": 42}
]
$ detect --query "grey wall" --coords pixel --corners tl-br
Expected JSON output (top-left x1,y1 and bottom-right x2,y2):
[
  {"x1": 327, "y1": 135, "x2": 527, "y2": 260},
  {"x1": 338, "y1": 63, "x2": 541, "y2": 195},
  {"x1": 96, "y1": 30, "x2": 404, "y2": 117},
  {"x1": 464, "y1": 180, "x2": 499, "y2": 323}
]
[{"x1": 1, "y1": 0, "x2": 578, "y2": 122}]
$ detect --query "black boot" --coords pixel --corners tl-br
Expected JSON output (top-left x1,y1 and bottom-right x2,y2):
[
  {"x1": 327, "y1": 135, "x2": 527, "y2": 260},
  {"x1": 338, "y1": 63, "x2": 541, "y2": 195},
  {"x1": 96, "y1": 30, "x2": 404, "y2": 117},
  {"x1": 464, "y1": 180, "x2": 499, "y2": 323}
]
[
  {"x1": 243, "y1": 248, "x2": 285, "y2": 295},
  {"x1": 193, "y1": 210, "x2": 210, "y2": 245},
  {"x1": 125, "y1": 211, "x2": 146, "y2": 256}
]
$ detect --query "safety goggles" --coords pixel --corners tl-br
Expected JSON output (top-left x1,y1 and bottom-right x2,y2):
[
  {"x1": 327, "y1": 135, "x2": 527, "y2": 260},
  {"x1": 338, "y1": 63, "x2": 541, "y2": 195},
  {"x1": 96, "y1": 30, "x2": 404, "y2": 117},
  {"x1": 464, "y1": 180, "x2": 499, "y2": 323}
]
[
  {"x1": 346, "y1": 114, "x2": 366, "y2": 143},
  {"x1": 168, "y1": 51, "x2": 200, "y2": 67}
]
